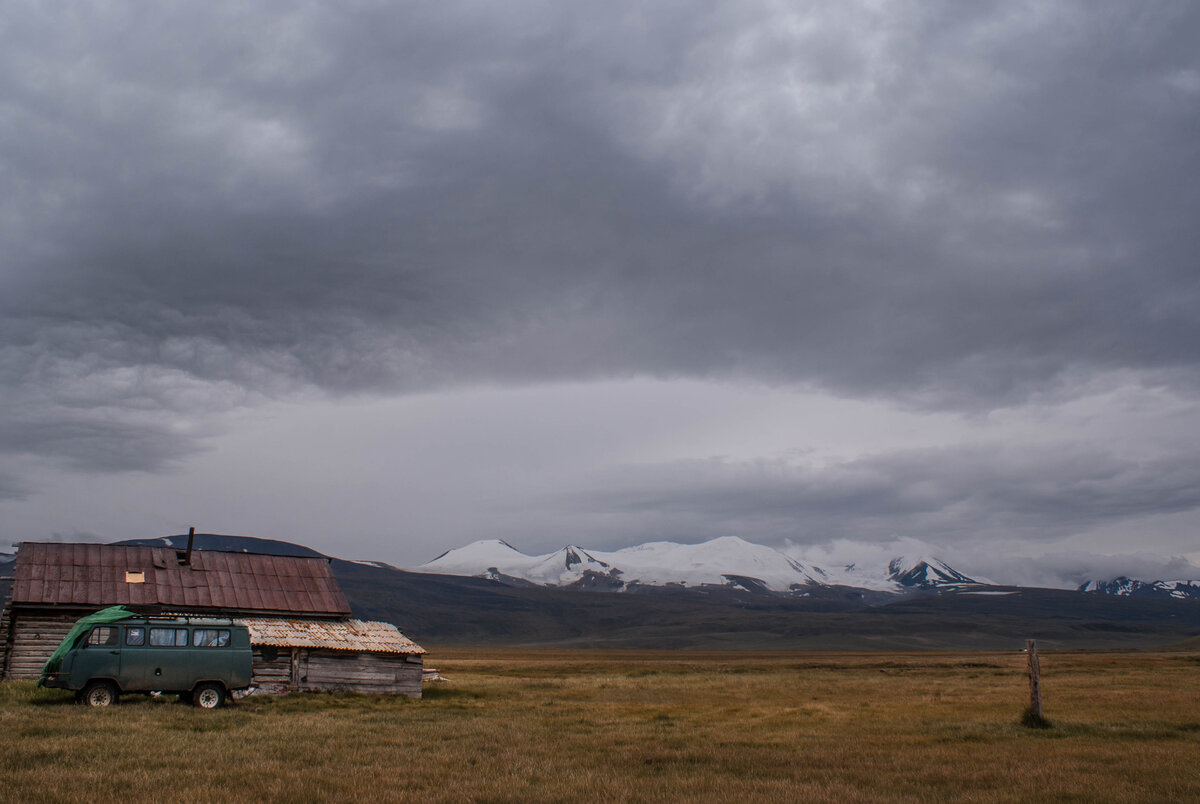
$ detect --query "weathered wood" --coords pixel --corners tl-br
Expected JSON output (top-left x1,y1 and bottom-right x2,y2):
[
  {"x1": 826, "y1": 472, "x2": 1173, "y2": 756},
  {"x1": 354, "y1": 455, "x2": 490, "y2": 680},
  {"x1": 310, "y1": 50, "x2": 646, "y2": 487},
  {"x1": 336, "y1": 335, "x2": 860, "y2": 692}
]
[
  {"x1": 4, "y1": 613, "x2": 77, "y2": 679},
  {"x1": 250, "y1": 645, "x2": 292, "y2": 687},
  {"x1": 0, "y1": 600, "x2": 12, "y2": 678},
  {"x1": 297, "y1": 650, "x2": 422, "y2": 696},
  {"x1": 1026, "y1": 639, "x2": 1042, "y2": 718},
  {"x1": 305, "y1": 659, "x2": 416, "y2": 674},
  {"x1": 290, "y1": 647, "x2": 302, "y2": 690}
]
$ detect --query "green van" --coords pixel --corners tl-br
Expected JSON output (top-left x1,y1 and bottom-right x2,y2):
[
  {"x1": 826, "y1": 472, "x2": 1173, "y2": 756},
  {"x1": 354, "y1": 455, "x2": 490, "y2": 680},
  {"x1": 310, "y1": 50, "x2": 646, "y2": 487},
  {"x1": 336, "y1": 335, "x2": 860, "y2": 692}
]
[{"x1": 41, "y1": 614, "x2": 252, "y2": 708}]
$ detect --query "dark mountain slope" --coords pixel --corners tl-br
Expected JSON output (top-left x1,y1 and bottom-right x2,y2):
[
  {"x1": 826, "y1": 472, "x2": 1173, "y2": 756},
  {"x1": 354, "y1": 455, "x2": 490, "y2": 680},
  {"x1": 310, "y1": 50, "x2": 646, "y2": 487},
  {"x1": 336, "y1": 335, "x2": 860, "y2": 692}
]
[
  {"x1": 331, "y1": 561, "x2": 1200, "y2": 651},
  {"x1": 113, "y1": 533, "x2": 325, "y2": 557}
]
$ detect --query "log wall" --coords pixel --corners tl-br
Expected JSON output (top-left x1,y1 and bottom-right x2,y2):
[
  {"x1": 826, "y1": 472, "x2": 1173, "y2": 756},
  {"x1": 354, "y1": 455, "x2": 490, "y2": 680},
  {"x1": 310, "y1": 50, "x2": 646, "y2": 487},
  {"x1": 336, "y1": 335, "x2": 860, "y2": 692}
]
[
  {"x1": 299, "y1": 649, "x2": 423, "y2": 698},
  {"x1": 2, "y1": 611, "x2": 77, "y2": 680},
  {"x1": 250, "y1": 645, "x2": 294, "y2": 694}
]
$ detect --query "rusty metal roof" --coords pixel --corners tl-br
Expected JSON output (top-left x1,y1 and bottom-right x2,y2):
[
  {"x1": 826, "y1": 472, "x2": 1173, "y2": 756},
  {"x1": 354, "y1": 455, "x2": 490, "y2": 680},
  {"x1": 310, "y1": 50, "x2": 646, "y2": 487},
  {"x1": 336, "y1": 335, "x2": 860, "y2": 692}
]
[
  {"x1": 237, "y1": 617, "x2": 425, "y2": 654},
  {"x1": 10, "y1": 542, "x2": 351, "y2": 616}
]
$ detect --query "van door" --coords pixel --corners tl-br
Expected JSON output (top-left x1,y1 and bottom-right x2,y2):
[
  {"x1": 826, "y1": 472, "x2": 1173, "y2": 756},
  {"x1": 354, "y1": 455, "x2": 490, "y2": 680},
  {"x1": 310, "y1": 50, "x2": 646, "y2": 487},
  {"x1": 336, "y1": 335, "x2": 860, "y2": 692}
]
[
  {"x1": 116, "y1": 625, "x2": 151, "y2": 691},
  {"x1": 70, "y1": 625, "x2": 122, "y2": 687},
  {"x1": 189, "y1": 627, "x2": 234, "y2": 688},
  {"x1": 146, "y1": 626, "x2": 193, "y2": 691}
]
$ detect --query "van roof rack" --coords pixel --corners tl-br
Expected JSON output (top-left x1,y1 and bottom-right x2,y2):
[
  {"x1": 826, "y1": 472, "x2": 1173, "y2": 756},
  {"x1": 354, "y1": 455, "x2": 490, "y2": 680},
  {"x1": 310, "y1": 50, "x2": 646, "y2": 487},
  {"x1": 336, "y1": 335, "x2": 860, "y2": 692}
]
[{"x1": 144, "y1": 613, "x2": 236, "y2": 626}]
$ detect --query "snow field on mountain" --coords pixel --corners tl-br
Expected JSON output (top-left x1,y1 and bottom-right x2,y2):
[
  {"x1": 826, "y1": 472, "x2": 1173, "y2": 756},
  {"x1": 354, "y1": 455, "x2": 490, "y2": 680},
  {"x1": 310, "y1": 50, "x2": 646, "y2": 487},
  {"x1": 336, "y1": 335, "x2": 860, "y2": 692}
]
[{"x1": 417, "y1": 535, "x2": 973, "y2": 592}]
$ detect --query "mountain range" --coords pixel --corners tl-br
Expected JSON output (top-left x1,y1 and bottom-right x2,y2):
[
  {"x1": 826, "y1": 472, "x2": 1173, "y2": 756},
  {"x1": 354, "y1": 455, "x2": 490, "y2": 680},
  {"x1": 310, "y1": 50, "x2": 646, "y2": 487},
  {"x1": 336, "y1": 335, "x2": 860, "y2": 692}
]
[
  {"x1": 417, "y1": 536, "x2": 988, "y2": 595},
  {"x1": 418, "y1": 535, "x2": 1200, "y2": 601},
  {"x1": 1076, "y1": 577, "x2": 1200, "y2": 601},
  {"x1": 1, "y1": 535, "x2": 1198, "y2": 649}
]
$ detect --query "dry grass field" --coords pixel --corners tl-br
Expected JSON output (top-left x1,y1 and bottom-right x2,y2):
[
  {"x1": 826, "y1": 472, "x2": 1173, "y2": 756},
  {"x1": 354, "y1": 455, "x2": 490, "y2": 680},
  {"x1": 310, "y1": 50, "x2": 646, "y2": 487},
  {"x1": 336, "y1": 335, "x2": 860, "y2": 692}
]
[{"x1": 3, "y1": 647, "x2": 1199, "y2": 802}]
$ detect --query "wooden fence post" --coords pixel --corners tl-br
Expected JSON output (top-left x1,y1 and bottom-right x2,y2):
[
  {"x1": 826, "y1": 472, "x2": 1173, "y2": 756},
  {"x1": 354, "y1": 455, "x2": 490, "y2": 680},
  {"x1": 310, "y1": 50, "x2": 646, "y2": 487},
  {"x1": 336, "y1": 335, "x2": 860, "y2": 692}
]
[{"x1": 1026, "y1": 639, "x2": 1042, "y2": 719}]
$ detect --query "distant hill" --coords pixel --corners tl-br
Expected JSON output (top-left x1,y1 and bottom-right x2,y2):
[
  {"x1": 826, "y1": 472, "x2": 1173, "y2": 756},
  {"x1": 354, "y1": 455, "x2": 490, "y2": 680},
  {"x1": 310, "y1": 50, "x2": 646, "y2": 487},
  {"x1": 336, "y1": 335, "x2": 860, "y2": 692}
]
[
  {"x1": 1078, "y1": 577, "x2": 1200, "y2": 601},
  {"x1": 333, "y1": 559, "x2": 1200, "y2": 651},
  {"x1": 111, "y1": 533, "x2": 326, "y2": 558}
]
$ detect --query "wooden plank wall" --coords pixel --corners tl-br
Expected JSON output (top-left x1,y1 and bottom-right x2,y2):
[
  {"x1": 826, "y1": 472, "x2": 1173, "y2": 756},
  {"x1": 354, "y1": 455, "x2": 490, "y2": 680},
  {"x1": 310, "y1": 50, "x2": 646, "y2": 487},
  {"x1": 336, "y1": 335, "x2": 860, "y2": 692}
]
[
  {"x1": 250, "y1": 646, "x2": 293, "y2": 694},
  {"x1": 250, "y1": 646, "x2": 423, "y2": 697},
  {"x1": 0, "y1": 602, "x2": 13, "y2": 678},
  {"x1": 300, "y1": 650, "x2": 423, "y2": 698},
  {"x1": 3, "y1": 612, "x2": 76, "y2": 680}
]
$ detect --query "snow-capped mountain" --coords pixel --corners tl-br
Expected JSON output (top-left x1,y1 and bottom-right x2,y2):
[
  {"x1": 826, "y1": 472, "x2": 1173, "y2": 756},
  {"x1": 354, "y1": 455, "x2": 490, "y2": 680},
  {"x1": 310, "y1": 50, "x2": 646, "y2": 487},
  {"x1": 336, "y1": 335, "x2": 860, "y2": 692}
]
[
  {"x1": 1077, "y1": 577, "x2": 1200, "y2": 600},
  {"x1": 422, "y1": 540, "x2": 618, "y2": 587},
  {"x1": 886, "y1": 556, "x2": 988, "y2": 588},
  {"x1": 417, "y1": 537, "x2": 979, "y2": 594}
]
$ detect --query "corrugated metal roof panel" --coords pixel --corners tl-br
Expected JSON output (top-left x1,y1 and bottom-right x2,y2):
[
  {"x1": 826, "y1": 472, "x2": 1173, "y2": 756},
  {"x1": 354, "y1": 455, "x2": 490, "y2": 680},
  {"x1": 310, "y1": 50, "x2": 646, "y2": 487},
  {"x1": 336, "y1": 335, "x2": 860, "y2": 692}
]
[
  {"x1": 10, "y1": 542, "x2": 351, "y2": 615},
  {"x1": 237, "y1": 617, "x2": 426, "y2": 655}
]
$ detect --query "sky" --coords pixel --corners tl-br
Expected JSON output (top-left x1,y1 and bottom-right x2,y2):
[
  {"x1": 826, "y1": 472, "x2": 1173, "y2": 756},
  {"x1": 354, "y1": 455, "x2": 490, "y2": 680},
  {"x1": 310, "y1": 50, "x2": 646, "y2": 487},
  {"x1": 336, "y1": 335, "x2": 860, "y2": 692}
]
[{"x1": 3, "y1": 1, "x2": 1200, "y2": 587}]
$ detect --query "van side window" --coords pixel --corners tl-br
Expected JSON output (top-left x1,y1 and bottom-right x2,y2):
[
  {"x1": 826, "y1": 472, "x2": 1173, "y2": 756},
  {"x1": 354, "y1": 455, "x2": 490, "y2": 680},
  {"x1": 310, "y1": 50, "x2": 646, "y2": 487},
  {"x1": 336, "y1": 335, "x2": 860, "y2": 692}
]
[
  {"x1": 193, "y1": 629, "x2": 231, "y2": 647},
  {"x1": 125, "y1": 627, "x2": 146, "y2": 646},
  {"x1": 149, "y1": 627, "x2": 193, "y2": 646},
  {"x1": 86, "y1": 626, "x2": 118, "y2": 647}
]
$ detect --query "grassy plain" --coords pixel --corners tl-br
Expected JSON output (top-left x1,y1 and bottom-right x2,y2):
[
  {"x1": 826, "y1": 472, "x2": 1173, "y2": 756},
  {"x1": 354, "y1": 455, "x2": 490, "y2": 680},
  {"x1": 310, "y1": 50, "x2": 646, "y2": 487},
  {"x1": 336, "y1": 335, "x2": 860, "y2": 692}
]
[{"x1": 3, "y1": 647, "x2": 1199, "y2": 802}]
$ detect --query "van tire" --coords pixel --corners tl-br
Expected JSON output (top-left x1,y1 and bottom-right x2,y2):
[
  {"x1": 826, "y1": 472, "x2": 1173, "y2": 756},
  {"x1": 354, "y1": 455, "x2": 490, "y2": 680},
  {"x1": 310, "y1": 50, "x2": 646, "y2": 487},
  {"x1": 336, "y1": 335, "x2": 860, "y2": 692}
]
[
  {"x1": 81, "y1": 680, "x2": 119, "y2": 708},
  {"x1": 193, "y1": 682, "x2": 226, "y2": 709}
]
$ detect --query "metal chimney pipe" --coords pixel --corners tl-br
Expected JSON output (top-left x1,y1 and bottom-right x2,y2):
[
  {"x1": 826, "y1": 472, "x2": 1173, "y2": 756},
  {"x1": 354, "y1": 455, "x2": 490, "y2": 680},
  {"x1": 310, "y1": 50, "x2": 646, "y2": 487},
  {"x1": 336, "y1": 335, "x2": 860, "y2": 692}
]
[{"x1": 185, "y1": 526, "x2": 195, "y2": 566}]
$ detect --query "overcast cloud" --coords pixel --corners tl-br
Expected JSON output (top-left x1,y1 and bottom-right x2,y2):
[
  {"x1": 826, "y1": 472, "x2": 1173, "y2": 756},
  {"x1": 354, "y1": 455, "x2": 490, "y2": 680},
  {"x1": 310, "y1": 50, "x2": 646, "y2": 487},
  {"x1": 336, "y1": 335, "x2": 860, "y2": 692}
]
[{"x1": 3, "y1": 2, "x2": 1199, "y2": 585}]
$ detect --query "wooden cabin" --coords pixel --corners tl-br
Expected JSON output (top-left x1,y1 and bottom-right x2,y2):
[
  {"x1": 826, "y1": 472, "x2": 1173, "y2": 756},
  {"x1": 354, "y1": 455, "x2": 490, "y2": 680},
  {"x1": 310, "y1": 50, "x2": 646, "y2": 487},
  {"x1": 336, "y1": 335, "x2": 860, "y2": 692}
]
[
  {"x1": 0, "y1": 542, "x2": 425, "y2": 697},
  {"x1": 239, "y1": 617, "x2": 423, "y2": 696}
]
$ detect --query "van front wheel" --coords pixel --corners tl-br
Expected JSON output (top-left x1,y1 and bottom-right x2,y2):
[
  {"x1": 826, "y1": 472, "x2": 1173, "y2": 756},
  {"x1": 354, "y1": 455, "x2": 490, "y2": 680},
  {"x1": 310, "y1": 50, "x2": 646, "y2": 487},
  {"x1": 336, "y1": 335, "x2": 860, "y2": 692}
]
[
  {"x1": 193, "y1": 682, "x2": 226, "y2": 709},
  {"x1": 81, "y1": 680, "x2": 119, "y2": 708}
]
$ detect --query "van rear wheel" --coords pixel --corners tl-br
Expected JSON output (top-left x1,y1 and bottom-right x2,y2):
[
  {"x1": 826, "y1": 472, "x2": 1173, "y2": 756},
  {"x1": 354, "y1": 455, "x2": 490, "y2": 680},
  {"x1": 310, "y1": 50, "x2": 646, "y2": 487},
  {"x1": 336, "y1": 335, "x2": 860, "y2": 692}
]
[
  {"x1": 192, "y1": 682, "x2": 226, "y2": 709},
  {"x1": 81, "y1": 680, "x2": 119, "y2": 708}
]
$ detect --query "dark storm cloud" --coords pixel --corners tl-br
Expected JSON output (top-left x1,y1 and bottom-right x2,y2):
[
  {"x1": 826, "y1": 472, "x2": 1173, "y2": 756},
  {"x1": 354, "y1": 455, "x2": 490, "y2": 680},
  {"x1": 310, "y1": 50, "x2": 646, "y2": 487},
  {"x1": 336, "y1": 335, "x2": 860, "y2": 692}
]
[
  {"x1": 0, "y1": 415, "x2": 204, "y2": 473},
  {"x1": 570, "y1": 444, "x2": 1200, "y2": 547},
  {"x1": 2, "y1": 1, "x2": 1199, "y2": 475}
]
